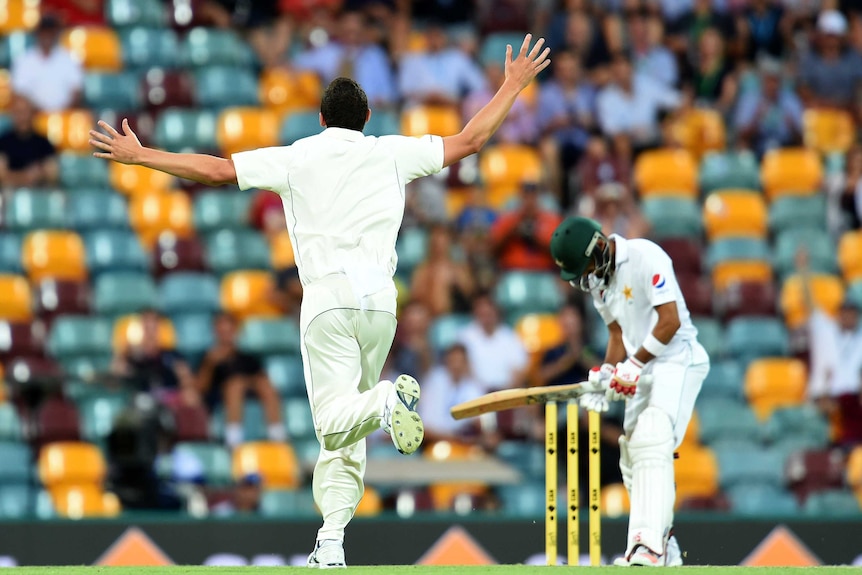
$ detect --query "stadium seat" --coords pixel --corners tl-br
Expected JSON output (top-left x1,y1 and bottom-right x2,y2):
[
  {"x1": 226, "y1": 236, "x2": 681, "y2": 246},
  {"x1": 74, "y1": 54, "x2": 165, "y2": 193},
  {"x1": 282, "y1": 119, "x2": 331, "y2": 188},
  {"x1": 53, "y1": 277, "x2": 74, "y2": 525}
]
[
  {"x1": 401, "y1": 105, "x2": 461, "y2": 137},
  {"x1": 697, "y1": 399, "x2": 761, "y2": 444},
  {"x1": 141, "y1": 68, "x2": 195, "y2": 110},
  {"x1": 711, "y1": 261, "x2": 773, "y2": 293},
  {"x1": 780, "y1": 274, "x2": 844, "y2": 328},
  {"x1": 744, "y1": 358, "x2": 807, "y2": 420},
  {"x1": 279, "y1": 110, "x2": 323, "y2": 144},
  {"x1": 129, "y1": 192, "x2": 194, "y2": 248},
  {"x1": 284, "y1": 397, "x2": 316, "y2": 440},
  {"x1": 3, "y1": 356, "x2": 61, "y2": 386},
  {"x1": 0, "y1": 404, "x2": 21, "y2": 441},
  {"x1": 803, "y1": 489, "x2": 861, "y2": 516},
  {"x1": 119, "y1": 27, "x2": 178, "y2": 69},
  {"x1": 394, "y1": 228, "x2": 427, "y2": 278},
  {"x1": 838, "y1": 230, "x2": 862, "y2": 282},
  {"x1": 265, "y1": 355, "x2": 306, "y2": 398},
  {"x1": 497, "y1": 482, "x2": 546, "y2": 516},
  {"x1": 785, "y1": 448, "x2": 846, "y2": 501},
  {"x1": 68, "y1": 190, "x2": 129, "y2": 231},
  {"x1": 59, "y1": 153, "x2": 110, "y2": 188},
  {"x1": 479, "y1": 32, "x2": 524, "y2": 66},
  {"x1": 61, "y1": 27, "x2": 122, "y2": 72},
  {"x1": 495, "y1": 272, "x2": 563, "y2": 322},
  {"x1": 774, "y1": 228, "x2": 837, "y2": 279},
  {"x1": 764, "y1": 405, "x2": 831, "y2": 448},
  {"x1": 0, "y1": 233, "x2": 22, "y2": 273},
  {"x1": 194, "y1": 66, "x2": 259, "y2": 109},
  {"x1": 803, "y1": 109, "x2": 855, "y2": 155},
  {"x1": 659, "y1": 238, "x2": 703, "y2": 276},
  {"x1": 0, "y1": 0, "x2": 39, "y2": 34},
  {"x1": 96, "y1": 108, "x2": 156, "y2": 147},
  {"x1": 425, "y1": 441, "x2": 489, "y2": 511},
  {"x1": 0, "y1": 441, "x2": 31, "y2": 484},
  {"x1": 0, "y1": 30, "x2": 33, "y2": 69},
  {"x1": 768, "y1": 195, "x2": 827, "y2": 235},
  {"x1": 93, "y1": 272, "x2": 158, "y2": 316},
  {"x1": 232, "y1": 441, "x2": 301, "y2": 489},
  {"x1": 216, "y1": 108, "x2": 280, "y2": 156},
  {"x1": 47, "y1": 316, "x2": 113, "y2": 359},
  {"x1": 39, "y1": 441, "x2": 107, "y2": 487},
  {"x1": 726, "y1": 316, "x2": 788, "y2": 366},
  {"x1": 670, "y1": 108, "x2": 726, "y2": 161},
  {"x1": 703, "y1": 191, "x2": 767, "y2": 241},
  {"x1": 699, "y1": 151, "x2": 760, "y2": 194},
  {"x1": 259, "y1": 68, "x2": 321, "y2": 115},
  {"x1": 0, "y1": 484, "x2": 33, "y2": 518},
  {"x1": 3, "y1": 188, "x2": 66, "y2": 231},
  {"x1": 22, "y1": 231, "x2": 87, "y2": 283},
  {"x1": 170, "y1": 313, "x2": 215, "y2": 360},
  {"x1": 495, "y1": 441, "x2": 545, "y2": 480},
  {"x1": 699, "y1": 359, "x2": 744, "y2": 401},
  {"x1": 260, "y1": 488, "x2": 318, "y2": 516},
  {"x1": 83, "y1": 72, "x2": 142, "y2": 110},
  {"x1": 675, "y1": 445, "x2": 719, "y2": 504},
  {"x1": 705, "y1": 238, "x2": 770, "y2": 270},
  {"x1": 364, "y1": 109, "x2": 400, "y2": 136},
  {"x1": 35, "y1": 397, "x2": 81, "y2": 446},
  {"x1": 181, "y1": 28, "x2": 255, "y2": 67},
  {"x1": 211, "y1": 399, "x2": 267, "y2": 443},
  {"x1": 0, "y1": 69, "x2": 9, "y2": 111},
  {"x1": 478, "y1": 145, "x2": 542, "y2": 206},
  {"x1": 109, "y1": 162, "x2": 175, "y2": 196},
  {"x1": 158, "y1": 272, "x2": 220, "y2": 315},
  {"x1": 428, "y1": 314, "x2": 472, "y2": 353},
  {"x1": 270, "y1": 230, "x2": 295, "y2": 269},
  {"x1": 168, "y1": 404, "x2": 210, "y2": 443},
  {"x1": 107, "y1": 0, "x2": 166, "y2": 28},
  {"x1": 78, "y1": 394, "x2": 129, "y2": 442},
  {"x1": 0, "y1": 275, "x2": 32, "y2": 322},
  {"x1": 641, "y1": 197, "x2": 703, "y2": 239},
  {"x1": 726, "y1": 483, "x2": 798, "y2": 515},
  {"x1": 718, "y1": 446, "x2": 786, "y2": 488},
  {"x1": 153, "y1": 108, "x2": 219, "y2": 152},
  {"x1": 633, "y1": 148, "x2": 697, "y2": 198},
  {"x1": 848, "y1": 281, "x2": 862, "y2": 309},
  {"x1": 0, "y1": 321, "x2": 47, "y2": 362},
  {"x1": 691, "y1": 317, "x2": 723, "y2": 359},
  {"x1": 112, "y1": 313, "x2": 176, "y2": 354},
  {"x1": 761, "y1": 148, "x2": 823, "y2": 201},
  {"x1": 238, "y1": 318, "x2": 301, "y2": 355},
  {"x1": 715, "y1": 281, "x2": 777, "y2": 320},
  {"x1": 153, "y1": 235, "x2": 207, "y2": 278},
  {"x1": 220, "y1": 271, "x2": 281, "y2": 320},
  {"x1": 847, "y1": 446, "x2": 862, "y2": 490},
  {"x1": 83, "y1": 230, "x2": 149, "y2": 276},
  {"x1": 193, "y1": 190, "x2": 251, "y2": 232},
  {"x1": 205, "y1": 230, "x2": 272, "y2": 275},
  {"x1": 678, "y1": 275, "x2": 713, "y2": 317},
  {"x1": 50, "y1": 485, "x2": 121, "y2": 519},
  {"x1": 514, "y1": 314, "x2": 564, "y2": 355}
]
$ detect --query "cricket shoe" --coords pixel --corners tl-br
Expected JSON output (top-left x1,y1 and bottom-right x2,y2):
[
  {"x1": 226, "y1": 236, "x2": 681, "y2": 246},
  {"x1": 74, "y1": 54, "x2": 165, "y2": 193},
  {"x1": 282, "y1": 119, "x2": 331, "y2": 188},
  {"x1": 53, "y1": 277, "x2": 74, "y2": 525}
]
[
  {"x1": 628, "y1": 544, "x2": 664, "y2": 567},
  {"x1": 307, "y1": 540, "x2": 346, "y2": 569},
  {"x1": 665, "y1": 535, "x2": 683, "y2": 566},
  {"x1": 383, "y1": 374, "x2": 424, "y2": 455}
]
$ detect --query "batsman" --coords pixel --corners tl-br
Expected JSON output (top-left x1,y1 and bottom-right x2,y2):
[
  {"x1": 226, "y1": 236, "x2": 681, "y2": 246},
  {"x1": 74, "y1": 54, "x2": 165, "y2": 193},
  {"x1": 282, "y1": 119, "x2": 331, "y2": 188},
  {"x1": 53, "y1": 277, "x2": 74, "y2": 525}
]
[{"x1": 550, "y1": 216, "x2": 710, "y2": 567}]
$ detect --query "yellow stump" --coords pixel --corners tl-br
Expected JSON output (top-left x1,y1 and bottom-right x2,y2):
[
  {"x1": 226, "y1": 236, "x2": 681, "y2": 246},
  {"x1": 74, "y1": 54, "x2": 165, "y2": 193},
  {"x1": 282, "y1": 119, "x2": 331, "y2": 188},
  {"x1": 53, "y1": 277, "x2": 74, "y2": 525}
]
[
  {"x1": 566, "y1": 400, "x2": 579, "y2": 566},
  {"x1": 545, "y1": 401, "x2": 558, "y2": 566},
  {"x1": 588, "y1": 410, "x2": 602, "y2": 566}
]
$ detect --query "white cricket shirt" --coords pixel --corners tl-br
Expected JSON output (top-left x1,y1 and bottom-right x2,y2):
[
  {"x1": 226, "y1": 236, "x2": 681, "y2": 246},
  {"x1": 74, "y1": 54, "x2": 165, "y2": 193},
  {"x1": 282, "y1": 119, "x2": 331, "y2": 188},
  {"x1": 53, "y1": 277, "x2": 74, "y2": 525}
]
[
  {"x1": 232, "y1": 127, "x2": 444, "y2": 313},
  {"x1": 591, "y1": 235, "x2": 698, "y2": 359}
]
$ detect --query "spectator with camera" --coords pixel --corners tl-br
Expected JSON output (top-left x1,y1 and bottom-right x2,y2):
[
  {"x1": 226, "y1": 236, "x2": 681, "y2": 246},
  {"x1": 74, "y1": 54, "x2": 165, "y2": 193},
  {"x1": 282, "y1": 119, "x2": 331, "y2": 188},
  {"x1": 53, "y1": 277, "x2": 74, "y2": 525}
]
[{"x1": 490, "y1": 180, "x2": 562, "y2": 272}]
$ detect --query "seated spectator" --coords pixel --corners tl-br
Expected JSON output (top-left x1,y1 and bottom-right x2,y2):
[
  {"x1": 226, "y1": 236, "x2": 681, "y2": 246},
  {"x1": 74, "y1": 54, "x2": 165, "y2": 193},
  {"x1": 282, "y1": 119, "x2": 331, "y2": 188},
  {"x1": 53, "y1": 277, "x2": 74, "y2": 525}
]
[
  {"x1": 411, "y1": 224, "x2": 474, "y2": 317},
  {"x1": 826, "y1": 144, "x2": 862, "y2": 236},
  {"x1": 628, "y1": 8, "x2": 678, "y2": 88},
  {"x1": 490, "y1": 181, "x2": 562, "y2": 272},
  {"x1": 666, "y1": 0, "x2": 738, "y2": 57},
  {"x1": 40, "y1": 1, "x2": 105, "y2": 26},
  {"x1": 111, "y1": 309, "x2": 200, "y2": 407},
  {"x1": 733, "y1": 57, "x2": 803, "y2": 157},
  {"x1": 210, "y1": 473, "x2": 263, "y2": 516},
  {"x1": 198, "y1": 1, "x2": 291, "y2": 68},
  {"x1": 455, "y1": 189, "x2": 499, "y2": 294},
  {"x1": 538, "y1": 304, "x2": 599, "y2": 387},
  {"x1": 575, "y1": 131, "x2": 632, "y2": 199},
  {"x1": 386, "y1": 300, "x2": 434, "y2": 381},
  {"x1": 462, "y1": 63, "x2": 538, "y2": 145},
  {"x1": 0, "y1": 96, "x2": 58, "y2": 188},
  {"x1": 458, "y1": 293, "x2": 529, "y2": 392},
  {"x1": 293, "y1": 10, "x2": 396, "y2": 107},
  {"x1": 579, "y1": 182, "x2": 650, "y2": 238},
  {"x1": 10, "y1": 14, "x2": 82, "y2": 112},
  {"x1": 739, "y1": 0, "x2": 788, "y2": 60},
  {"x1": 798, "y1": 10, "x2": 862, "y2": 112},
  {"x1": 197, "y1": 313, "x2": 285, "y2": 448},
  {"x1": 398, "y1": 22, "x2": 485, "y2": 109},
  {"x1": 271, "y1": 265, "x2": 304, "y2": 319},
  {"x1": 681, "y1": 28, "x2": 737, "y2": 114},
  {"x1": 548, "y1": 10, "x2": 612, "y2": 84}
]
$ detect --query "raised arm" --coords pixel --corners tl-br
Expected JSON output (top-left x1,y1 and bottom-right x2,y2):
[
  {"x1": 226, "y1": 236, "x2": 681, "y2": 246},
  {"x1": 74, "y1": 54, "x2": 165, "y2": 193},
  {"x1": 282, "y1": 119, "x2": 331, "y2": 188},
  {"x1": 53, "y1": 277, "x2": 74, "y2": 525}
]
[
  {"x1": 89, "y1": 119, "x2": 238, "y2": 187},
  {"x1": 442, "y1": 34, "x2": 550, "y2": 168}
]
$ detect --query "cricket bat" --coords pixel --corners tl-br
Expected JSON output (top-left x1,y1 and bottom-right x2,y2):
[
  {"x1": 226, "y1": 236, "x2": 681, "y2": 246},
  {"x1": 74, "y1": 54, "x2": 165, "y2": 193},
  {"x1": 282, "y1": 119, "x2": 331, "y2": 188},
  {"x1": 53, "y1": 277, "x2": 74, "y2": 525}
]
[{"x1": 450, "y1": 382, "x2": 585, "y2": 420}]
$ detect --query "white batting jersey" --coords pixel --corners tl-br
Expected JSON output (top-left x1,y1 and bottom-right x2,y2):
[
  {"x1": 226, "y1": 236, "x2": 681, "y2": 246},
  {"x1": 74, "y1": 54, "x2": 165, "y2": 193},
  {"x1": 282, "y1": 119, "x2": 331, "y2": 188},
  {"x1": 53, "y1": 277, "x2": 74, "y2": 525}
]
[{"x1": 591, "y1": 235, "x2": 699, "y2": 358}]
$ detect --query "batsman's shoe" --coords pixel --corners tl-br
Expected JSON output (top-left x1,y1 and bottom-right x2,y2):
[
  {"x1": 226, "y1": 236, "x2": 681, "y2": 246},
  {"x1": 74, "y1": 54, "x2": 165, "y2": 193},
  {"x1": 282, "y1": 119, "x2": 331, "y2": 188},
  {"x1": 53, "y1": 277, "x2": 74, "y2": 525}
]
[
  {"x1": 628, "y1": 545, "x2": 664, "y2": 567},
  {"x1": 384, "y1": 374, "x2": 424, "y2": 455},
  {"x1": 665, "y1": 536, "x2": 683, "y2": 566},
  {"x1": 613, "y1": 555, "x2": 630, "y2": 567},
  {"x1": 307, "y1": 540, "x2": 346, "y2": 569}
]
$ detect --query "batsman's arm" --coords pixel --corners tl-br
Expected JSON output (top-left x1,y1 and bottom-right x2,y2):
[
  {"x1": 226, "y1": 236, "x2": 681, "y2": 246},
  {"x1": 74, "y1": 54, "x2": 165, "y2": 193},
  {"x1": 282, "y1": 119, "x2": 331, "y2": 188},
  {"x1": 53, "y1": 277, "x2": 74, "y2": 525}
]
[
  {"x1": 603, "y1": 321, "x2": 627, "y2": 365},
  {"x1": 632, "y1": 301, "x2": 681, "y2": 365}
]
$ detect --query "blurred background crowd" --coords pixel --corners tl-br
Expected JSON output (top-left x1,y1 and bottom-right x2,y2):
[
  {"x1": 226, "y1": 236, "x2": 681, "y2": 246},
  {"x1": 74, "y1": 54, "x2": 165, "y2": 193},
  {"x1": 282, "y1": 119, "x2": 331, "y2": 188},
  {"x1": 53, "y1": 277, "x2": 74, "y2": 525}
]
[{"x1": 0, "y1": 0, "x2": 862, "y2": 522}]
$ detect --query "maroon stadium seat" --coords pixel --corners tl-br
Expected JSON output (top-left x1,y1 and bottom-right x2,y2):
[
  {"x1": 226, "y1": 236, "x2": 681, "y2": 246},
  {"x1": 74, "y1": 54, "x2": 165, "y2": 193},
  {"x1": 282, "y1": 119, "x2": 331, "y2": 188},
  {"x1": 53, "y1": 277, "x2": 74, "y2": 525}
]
[
  {"x1": 785, "y1": 449, "x2": 846, "y2": 503},
  {"x1": 141, "y1": 70, "x2": 195, "y2": 111},
  {"x1": 715, "y1": 281, "x2": 777, "y2": 320},
  {"x1": 34, "y1": 280, "x2": 91, "y2": 324},
  {"x1": 5, "y1": 356, "x2": 63, "y2": 386},
  {"x1": 0, "y1": 321, "x2": 46, "y2": 361},
  {"x1": 170, "y1": 404, "x2": 210, "y2": 442},
  {"x1": 35, "y1": 396, "x2": 81, "y2": 447},
  {"x1": 677, "y1": 275, "x2": 713, "y2": 317},
  {"x1": 659, "y1": 238, "x2": 704, "y2": 277},
  {"x1": 96, "y1": 110, "x2": 156, "y2": 147},
  {"x1": 152, "y1": 235, "x2": 207, "y2": 279}
]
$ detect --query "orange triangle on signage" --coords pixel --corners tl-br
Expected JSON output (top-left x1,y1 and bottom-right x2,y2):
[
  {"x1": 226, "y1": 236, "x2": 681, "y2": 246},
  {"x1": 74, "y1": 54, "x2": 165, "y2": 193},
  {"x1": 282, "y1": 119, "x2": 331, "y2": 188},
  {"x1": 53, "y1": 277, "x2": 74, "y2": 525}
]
[
  {"x1": 95, "y1": 527, "x2": 174, "y2": 566},
  {"x1": 742, "y1": 525, "x2": 821, "y2": 566},
  {"x1": 418, "y1": 525, "x2": 496, "y2": 565}
]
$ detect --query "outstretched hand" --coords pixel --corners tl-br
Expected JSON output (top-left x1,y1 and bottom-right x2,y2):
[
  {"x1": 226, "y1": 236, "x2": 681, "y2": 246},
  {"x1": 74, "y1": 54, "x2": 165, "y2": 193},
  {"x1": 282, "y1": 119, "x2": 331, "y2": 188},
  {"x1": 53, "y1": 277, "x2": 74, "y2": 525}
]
[
  {"x1": 504, "y1": 34, "x2": 551, "y2": 92},
  {"x1": 89, "y1": 119, "x2": 144, "y2": 164}
]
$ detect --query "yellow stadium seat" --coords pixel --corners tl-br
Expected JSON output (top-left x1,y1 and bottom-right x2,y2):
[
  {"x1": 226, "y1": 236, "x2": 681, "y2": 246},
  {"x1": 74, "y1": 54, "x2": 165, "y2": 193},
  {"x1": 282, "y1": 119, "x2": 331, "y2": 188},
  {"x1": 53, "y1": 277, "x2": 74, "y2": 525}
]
[
  {"x1": 50, "y1": 485, "x2": 121, "y2": 519},
  {"x1": 803, "y1": 109, "x2": 855, "y2": 155},
  {"x1": 847, "y1": 446, "x2": 862, "y2": 488},
  {"x1": 761, "y1": 148, "x2": 823, "y2": 201},
  {"x1": 479, "y1": 144, "x2": 542, "y2": 207},
  {"x1": 0, "y1": 0, "x2": 40, "y2": 34},
  {"x1": 220, "y1": 271, "x2": 281, "y2": 320},
  {"x1": 444, "y1": 188, "x2": 471, "y2": 219},
  {"x1": 424, "y1": 440, "x2": 488, "y2": 511},
  {"x1": 0, "y1": 274, "x2": 32, "y2": 321},
  {"x1": 129, "y1": 192, "x2": 193, "y2": 248},
  {"x1": 355, "y1": 486, "x2": 383, "y2": 517},
  {"x1": 232, "y1": 441, "x2": 301, "y2": 489},
  {"x1": 703, "y1": 191, "x2": 767, "y2": 241},
  {"x1": 711, "y1": 261, "x2": 773, "y2": 292},
  {"x1": 270, "y1": 230, "x2": 295, "y2": 269},
  {"x1": 633, "y1": 148, "x2": 697, "y2": 198},
  {"x1": 601, "y1": 483, "x2": 630, "y2": 517},
  {"x1": 22, "y1": 231, "x2": 87, "y2": 283},
  {"x1": 259, "y1": 69, "x2": 322, "y2": 115},
  {"x1": 514, "y1": 313, "x2": 564, "y2": 355},
  {"x1": 33, "y1": 109, "x2": 94, "y2": 152},
  {"x1": 401, "y1": 105, "x2": 461, "y2": 137},
  {"x1": 109, "y1": 163, "x2": 174, "y2": 197},
  {"x1": 112, "y1": 314, "x2": 176, "y2": 354},
  {"x1": 838, "y1": 230, "x2": 862, "y2": 282},
  {"x1": 61, "y1": 26, "x2": 122, "y2": 72},
  {"x1": 406, "y1": 29, "x2": 427, "y2": 53},
  {"x1": 682, "y1": 410, "x2": 700, "y2": 448},
  {"x1": 674, "y1": 445, "x2": 719, "y2": 505},
  {"x1": 0, "y1": 69, "x2": 11, "y2": 111},
  {"x1": 744, "y1": 358, "x2": 807, "y2": 420},
  {"x1": 780, "y1": 274, "x2": 845, "y2": 329},
  {"x1": 39, "y1": 442, "x2": 107, "y2": 487},
  {"x1": 217, "y1": 107, "x2": 280, "y2": 157},
  {"x1": 670, "y1": 109, "x2": 727, "y2": 161}
]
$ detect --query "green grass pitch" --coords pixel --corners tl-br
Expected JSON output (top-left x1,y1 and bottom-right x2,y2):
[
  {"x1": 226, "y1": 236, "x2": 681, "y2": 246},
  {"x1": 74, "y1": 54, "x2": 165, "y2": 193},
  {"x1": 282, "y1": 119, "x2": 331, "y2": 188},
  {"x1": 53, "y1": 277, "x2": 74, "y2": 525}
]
[{"x1": 6, "y1": 567, "x2": 860, "y2": 574}]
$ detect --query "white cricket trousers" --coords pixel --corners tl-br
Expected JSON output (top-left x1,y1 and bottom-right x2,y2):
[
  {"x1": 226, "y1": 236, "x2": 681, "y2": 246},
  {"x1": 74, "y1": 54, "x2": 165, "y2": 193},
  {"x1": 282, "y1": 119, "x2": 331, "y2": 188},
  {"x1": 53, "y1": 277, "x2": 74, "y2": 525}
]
[{"x1": 299, "y1": 274, "x2": 398, "y2": 543}]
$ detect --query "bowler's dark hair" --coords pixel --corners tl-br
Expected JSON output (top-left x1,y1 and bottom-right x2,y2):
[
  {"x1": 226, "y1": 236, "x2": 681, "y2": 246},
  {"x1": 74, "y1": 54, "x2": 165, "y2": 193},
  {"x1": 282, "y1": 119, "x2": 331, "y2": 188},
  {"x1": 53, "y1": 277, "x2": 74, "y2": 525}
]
[{"x1": 320, "y1": 77, "x2": 369, "y2": 132}]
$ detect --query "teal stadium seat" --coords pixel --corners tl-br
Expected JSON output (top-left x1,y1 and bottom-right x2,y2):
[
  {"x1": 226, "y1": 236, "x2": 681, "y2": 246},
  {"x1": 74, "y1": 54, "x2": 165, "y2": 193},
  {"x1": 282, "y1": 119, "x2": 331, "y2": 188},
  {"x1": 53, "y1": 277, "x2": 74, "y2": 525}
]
[
  {"x1": 194, "y1": 66, "x2": 259, "y2": 109},
  {"x1": 205, "y1": 229, "x2": 271, "y2": 275},
  {"x1": 210, "y1": 400, "x2": 267, "y2": 442},
  {"x1": 239, "y1": 319, "x2": 301, "y2": 356},
  {"x1": 706, "y1": 238, "x2": 771, "y2": 270},
  {"x1": 364, "y1": 110, "x2": 400, "y2": 136},
  {"x1": 154, "y1": 109, "x2": 218, "y2": 152},
  {"x1": 0, "y1": 404, "x2": 22, "y2": 441},
  {"x1": 768, "y1": 195, "x2": 827, "y2": 235},
  {"x1": 181, "y1": 28, "x2": 256, "y2": 67},
  {"x1": 84, "y1": 230, "x2": 149, "y2": 275},
  {"x1": 69, "y1": 190, "x2": 129, "y2": 231},
  {"x1": 48, "y1": 316, "x2": 114, "y2": 359},
  {"x1": 495, "y1": 272, "x2": 563, "y2": 321},
  {"x1": 171, "y1": 442, "x2": 233, "y2": 486},
  {"x1": 83, "y1": 72, "x2": 142, "y2": 110},
  {"x1": 279, "y1": 111, "x2": 324, "y2": 145},
  {"x1": 0, "y1": 32, "x2": 33, "y2": 69},
  {"x1": 428, "y1": 314, "x2": 472, "y2": 353},
  {"x1": 171, "y1": 313, "x2": 215, "y2": 360},
  {"x1": 107, "y1": 0, "x2": 166, "y2": 28},
  {"x1": 847, "y1": 280, "x2": 862, "y2": 309},
  {"x1": 34, "y1": 489, "x2": 55, "y2": 519},
  {"x1": 0, "y1": 233, "x2": 22, "y2": 273},
  {"x1": 641, "y1": 197, "x2": 703, "y2": 239},
  {"x1": 726, "y1": 316, "x2": 788, "y2": 366},
  {"x1": 697, "y1": 398, "x2": 761, "y2": 444},
  {"x1": 0, "y1": 441, "x2": 31, "y2": 484},
  {"x1": 260, "y1": 489, "x2": 318, "y2": 517},
  {"x1": 293, "y1": 438, "x2": 320, "y2": 466},
  {"x1": 497, "y1": 482, "x2": 546, "y2": 516},
  {"x1": 0, "y1": 114, "x2": 9, "y2": 135},
  {"x1": 59, "y1": 154, "x2": 110, "y2": 188},
  {"x1": 698, "y1": 151, "x2": 760, "y2": 193},
  {"x1": 772, "y1": 436, "x2": 830, "y2": 463},
  {"x1": 803, "y1": 489, "x2": 861, "y2": 516},
  {"x1": 62, "y1": 356, "x2": 113, "y2": 380},
  {"x1": 717, "y1": 448, "x2": 785, "y2": 488},
  {"x1": 699, "y1": 359, "x2": 744, "y2": 401},
  {"x1": 479, "y1": 33, "x2": 526, "y2": 67},
  {"x1": 495, "y1": 441, "x2": 545, "y2": 480},
  {"x1": 93, "y1": 272, "x2": 158, "y2": 316},
  {"x1": 265, "y1": 355, "x2": 306, "y2": 398},
  {"x1": 284, "y1": 397, "x2": 316, "y2": 440},
  {"x1": 395, "y1": 227, "x2": 428, "y2": 278},
  {"x1": 158, "y1": 272, "x2": 220, "y2": 315},
  {"x1": 691, "y1": 317, "x2": 723, "y2": 359},
  {"x1": 726, "y1": 484, "x2": 798, "y2": 515},
  {"x1": 120, "y1": 28, "x2": 179, "y2": 69},
  {"x1": 78, "y1": 394, "x2": 129, "y2": 442},
  {"x1": 3, "y1": 189, "x2": 66, "y2": 231},
  {"x1": 193, "y1": 190, "x2": 251, "y2": 232},
  {"x1": 0, "y1": 484, "x2": 33, "y2": 518},
  {"x1": 773, "y1": 228, "x2": 836, "y2": 279},
  {"x1": 763, "y1": 405, "x2": 830, "y2": 448}
]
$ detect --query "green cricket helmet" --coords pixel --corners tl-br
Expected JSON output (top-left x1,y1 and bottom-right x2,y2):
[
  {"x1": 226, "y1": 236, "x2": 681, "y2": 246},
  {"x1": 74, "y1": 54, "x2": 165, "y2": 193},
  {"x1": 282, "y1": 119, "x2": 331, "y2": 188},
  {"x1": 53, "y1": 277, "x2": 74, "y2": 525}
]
[{"x1": 550, "y1": 216, "x2": 613, "y2": 291}]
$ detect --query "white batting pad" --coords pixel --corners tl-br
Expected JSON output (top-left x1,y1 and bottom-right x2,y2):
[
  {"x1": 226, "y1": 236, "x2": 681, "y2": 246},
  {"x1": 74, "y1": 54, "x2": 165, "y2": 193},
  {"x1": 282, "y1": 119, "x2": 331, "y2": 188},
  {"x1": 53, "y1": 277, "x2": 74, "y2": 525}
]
[{"x1": 618, "y1": 435, "x2": 633, "y2": 494}]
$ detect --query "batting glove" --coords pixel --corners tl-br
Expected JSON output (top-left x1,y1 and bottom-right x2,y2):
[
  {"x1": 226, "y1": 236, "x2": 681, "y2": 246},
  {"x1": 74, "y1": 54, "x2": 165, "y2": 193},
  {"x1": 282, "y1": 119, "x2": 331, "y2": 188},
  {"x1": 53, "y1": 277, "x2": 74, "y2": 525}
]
[
  {"x1": 610, "y1": 357, "x2": 643, "y2": 401},
  {"x1": 583, "y1": 363, "x2": 614, "y2": 393},
  {"x1": 579, "y1": 391, "x2": 609, "y2": 413}
]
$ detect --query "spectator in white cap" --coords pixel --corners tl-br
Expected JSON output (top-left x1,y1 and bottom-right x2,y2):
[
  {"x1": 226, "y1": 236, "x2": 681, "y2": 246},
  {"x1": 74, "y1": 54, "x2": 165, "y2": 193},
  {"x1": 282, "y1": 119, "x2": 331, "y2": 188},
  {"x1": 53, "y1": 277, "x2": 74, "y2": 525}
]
[{"x1": 798, "y1": 10, "x2": 862, "y2": 110}]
